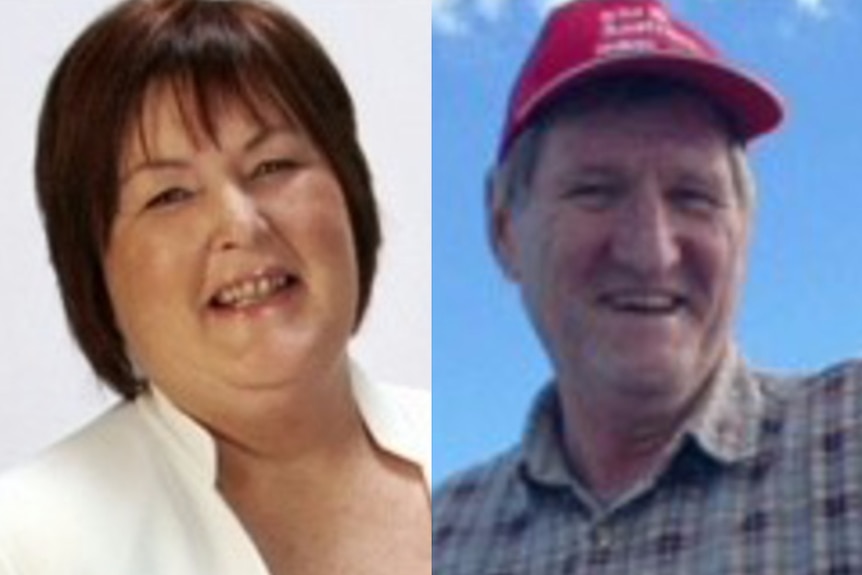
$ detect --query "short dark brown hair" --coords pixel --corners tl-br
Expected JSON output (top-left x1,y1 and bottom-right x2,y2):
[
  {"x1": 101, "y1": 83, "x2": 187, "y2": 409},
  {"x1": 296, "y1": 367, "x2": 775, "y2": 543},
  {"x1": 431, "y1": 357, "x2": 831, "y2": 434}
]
[{"x1": 36, "y1": 0, "x2": 381, "y2": 399}]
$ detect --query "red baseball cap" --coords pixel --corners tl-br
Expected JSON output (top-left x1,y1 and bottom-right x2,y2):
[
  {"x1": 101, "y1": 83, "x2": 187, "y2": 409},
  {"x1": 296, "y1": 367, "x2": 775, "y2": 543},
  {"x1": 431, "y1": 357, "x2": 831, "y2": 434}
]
[{"x1": 499, "y1": 0, "x2": 784, "y2": 160}]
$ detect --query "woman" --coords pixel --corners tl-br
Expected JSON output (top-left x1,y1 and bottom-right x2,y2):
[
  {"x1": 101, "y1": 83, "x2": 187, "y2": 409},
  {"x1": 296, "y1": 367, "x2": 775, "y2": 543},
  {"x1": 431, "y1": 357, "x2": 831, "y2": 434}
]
[{"x1": 0, "y1": 0, "x2": 430, "y2": 573}]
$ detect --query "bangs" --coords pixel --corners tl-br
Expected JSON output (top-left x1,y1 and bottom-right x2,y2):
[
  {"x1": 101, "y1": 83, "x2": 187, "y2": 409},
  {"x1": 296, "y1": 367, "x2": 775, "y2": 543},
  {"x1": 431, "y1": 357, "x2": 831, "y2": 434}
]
[
  {"x1": 125, "y1": 68, "x2": 298, "y2": 170},
  {"x1": 120, "y1": 2, "x2": 310, "y2": 170}
]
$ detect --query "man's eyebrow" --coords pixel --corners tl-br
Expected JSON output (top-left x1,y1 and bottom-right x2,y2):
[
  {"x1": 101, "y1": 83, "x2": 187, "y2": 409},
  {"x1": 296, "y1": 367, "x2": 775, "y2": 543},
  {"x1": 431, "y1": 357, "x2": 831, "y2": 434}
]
[
  {"x1": 572, "y1": 164, "x2": 620, "y2": 176},
  {"x1": 674, "y1": 168, "x2": 723, "y2": 189},
  {"x1": 556, "y1": 164, "x2": 623, "y2": 180}
]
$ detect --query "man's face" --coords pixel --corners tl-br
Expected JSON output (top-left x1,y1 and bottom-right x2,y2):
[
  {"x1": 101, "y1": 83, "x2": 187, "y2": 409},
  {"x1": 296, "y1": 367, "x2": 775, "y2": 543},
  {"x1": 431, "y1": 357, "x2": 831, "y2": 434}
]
[{"x1": 493, "y1": 93, "x2": 749, "y2": 410}]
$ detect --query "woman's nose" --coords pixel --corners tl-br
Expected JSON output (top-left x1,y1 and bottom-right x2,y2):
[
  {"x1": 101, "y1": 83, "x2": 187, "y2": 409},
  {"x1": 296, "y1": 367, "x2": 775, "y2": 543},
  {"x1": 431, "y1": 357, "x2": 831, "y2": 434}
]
[{"x1": 209, "y1": 182, "x2": 268, "y2": 251}]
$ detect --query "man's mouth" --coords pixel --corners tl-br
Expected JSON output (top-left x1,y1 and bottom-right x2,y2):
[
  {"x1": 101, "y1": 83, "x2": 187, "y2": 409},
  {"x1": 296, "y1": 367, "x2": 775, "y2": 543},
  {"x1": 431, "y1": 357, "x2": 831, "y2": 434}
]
[
  {"x1": 599, "y1": 291, "x2": 686, "y2": 316},
  {"x1": 210, "y1": 271, "x2": 299, "y2": 310}
]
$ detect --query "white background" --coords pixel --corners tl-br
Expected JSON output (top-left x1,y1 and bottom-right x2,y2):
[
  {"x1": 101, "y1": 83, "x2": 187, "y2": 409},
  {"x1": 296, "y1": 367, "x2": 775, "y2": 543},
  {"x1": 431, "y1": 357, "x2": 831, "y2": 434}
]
[{"x1": 0, "y1": 1, "x2": 430, "y2": 470}]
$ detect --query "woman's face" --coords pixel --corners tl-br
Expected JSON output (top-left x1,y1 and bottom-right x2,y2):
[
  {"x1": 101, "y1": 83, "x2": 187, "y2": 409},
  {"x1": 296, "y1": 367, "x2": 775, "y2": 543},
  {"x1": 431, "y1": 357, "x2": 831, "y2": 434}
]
[{"x1": 104, "y1": 85, "x2": 359, "y2": 415}]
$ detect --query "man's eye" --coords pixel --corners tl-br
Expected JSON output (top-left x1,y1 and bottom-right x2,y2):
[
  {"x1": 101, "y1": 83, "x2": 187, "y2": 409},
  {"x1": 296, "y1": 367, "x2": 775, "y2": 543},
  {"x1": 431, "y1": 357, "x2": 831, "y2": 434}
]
[
  {"x1": 564, "y1": 185, "x2": 617, "y2": 211},
  {"x1": 672, "y1": 188, "x2": 725, "y2": 214},
  {"x1": 251, "y1": 159, "x2": 298, "y2": 179},
  {"x1": 144, "y1": 187, "x2": 194, "y2": 210}
]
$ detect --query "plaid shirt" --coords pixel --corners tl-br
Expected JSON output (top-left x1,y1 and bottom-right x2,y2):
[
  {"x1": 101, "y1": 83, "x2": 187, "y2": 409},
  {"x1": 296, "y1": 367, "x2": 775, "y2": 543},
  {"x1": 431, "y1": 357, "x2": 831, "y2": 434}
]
[{"x1": 433, "y1": 357, "x2": 862, "y2": 574}]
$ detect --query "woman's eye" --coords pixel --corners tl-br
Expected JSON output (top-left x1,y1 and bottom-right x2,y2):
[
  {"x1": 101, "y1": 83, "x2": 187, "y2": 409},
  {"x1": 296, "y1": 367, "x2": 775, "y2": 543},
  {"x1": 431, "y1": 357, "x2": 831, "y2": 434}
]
[
  {"x1": 144, "y1": 187, "x2": 194, "y2": 210},
  {"x1": 251, "y1": 159, "x2": 297, "y2": 179}
]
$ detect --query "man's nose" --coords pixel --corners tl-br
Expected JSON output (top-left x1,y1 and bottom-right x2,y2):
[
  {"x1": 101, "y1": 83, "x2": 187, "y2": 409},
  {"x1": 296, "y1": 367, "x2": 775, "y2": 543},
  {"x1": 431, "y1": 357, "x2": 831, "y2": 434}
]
[
  {"x1": 610, "y1": 192, "x2": 680, "y2": 275},
  {"x1": 208, "y1": 182, "x2": 268, "y2": 251}
]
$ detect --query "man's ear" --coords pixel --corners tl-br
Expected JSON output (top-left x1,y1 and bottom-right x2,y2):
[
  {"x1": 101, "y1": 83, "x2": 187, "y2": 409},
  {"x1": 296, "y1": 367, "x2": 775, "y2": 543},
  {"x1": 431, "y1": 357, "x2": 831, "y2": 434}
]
[{"x1": 486, "y1": 169, "x2": 521, "y2": 282}]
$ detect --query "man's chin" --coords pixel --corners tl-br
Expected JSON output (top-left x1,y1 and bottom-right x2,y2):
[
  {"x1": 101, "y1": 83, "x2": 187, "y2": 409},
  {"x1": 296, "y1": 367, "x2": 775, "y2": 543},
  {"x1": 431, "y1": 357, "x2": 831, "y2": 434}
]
[{"x1": 598, "y1": 354, "x2": 697, "y2": 398}]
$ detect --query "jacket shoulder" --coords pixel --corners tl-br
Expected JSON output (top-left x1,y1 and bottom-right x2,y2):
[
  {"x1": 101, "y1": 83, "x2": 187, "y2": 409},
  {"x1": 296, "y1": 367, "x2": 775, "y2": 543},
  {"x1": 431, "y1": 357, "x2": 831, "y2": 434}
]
[
  {"x1": 0, "y1": 402, "x2": 148, "y2": 505},
  {"x1": 0, "y1": 403, "x2": 156, "y2": 565}
]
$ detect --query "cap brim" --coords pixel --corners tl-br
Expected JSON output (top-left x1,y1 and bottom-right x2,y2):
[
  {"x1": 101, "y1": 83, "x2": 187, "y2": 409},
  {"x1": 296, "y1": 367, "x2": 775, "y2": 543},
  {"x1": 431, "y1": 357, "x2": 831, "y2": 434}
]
[{"x1": 508, "y1": 52, "x2": 784, "y2": 156}]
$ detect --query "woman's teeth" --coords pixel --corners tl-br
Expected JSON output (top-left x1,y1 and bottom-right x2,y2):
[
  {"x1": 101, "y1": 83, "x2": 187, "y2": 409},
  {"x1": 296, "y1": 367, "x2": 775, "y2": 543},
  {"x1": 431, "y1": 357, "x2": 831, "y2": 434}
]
[{"x1": 213, "y1": 274, "x2": 291, "y2": 309}]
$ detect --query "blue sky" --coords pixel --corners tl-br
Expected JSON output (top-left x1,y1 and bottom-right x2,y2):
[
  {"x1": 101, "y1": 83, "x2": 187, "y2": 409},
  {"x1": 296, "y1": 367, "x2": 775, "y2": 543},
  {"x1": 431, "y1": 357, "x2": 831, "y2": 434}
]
[{"x1": 433, "y1": 0, "x2": 862, "y2": 484}]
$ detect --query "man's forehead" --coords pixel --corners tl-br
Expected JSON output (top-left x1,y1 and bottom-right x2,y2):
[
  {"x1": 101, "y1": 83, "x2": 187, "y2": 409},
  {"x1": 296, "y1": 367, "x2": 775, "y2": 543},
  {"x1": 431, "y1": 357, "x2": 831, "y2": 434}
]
[
  {"x1": 538, "y1": 77, "x2": 740, "y2": 144},
  {"x1": 536, "y1": 95, "x2": 737, "y2": 179},
  {"x1": 551, "y1": 93, "x2": 731, "y2": 140}
]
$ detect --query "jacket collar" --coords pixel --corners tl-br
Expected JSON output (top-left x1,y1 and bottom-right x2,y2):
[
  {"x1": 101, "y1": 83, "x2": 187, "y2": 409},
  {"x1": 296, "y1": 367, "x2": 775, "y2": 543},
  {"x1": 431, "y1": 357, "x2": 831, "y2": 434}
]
[
  {"x1": 350, "y1": 362, "x2": 431, "y2": 486},
  {"x1": 138, "y1": 360, "x2": 430, "y2": 489}
]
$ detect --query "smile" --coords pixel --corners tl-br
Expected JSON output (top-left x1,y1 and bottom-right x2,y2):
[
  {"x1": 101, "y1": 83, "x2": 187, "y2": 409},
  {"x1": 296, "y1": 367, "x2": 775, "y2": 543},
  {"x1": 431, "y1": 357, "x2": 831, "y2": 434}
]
[
  {"x1": 210, "y1": 271, "x2": 299, "y2": 310},
  {"x1": 599, "y1": 291, "x2": 687, "y2": 315}
]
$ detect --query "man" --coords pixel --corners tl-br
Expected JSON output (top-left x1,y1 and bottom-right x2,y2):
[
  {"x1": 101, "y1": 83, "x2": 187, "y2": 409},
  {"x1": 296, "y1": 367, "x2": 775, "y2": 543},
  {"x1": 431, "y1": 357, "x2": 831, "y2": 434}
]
[{"x1": 433, "y1": 0, "x2": 862, "y2": 573}]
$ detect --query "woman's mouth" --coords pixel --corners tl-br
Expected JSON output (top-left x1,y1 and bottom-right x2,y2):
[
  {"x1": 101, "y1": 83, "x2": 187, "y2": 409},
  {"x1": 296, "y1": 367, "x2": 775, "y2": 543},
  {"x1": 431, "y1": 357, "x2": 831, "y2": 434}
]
[{"x1": 210, "y1": 271, "x2": 300, "y2": 310}]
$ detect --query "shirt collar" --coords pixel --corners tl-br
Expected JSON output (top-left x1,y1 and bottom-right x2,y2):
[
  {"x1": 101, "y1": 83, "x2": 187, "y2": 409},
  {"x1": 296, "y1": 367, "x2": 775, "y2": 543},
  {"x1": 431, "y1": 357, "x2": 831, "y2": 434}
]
[
  {"x1": 520, "y1": 385, "x2": 573, "y2": 489},
  {"x1": 520, "y1": 349, "x2": 768, "y2": 492},
  {"x1": 137, "y1": 361, "x2": 430, "y2": 489},
  {"x1": 684, "y1": 349, "x2": 766, "y2": 464}
]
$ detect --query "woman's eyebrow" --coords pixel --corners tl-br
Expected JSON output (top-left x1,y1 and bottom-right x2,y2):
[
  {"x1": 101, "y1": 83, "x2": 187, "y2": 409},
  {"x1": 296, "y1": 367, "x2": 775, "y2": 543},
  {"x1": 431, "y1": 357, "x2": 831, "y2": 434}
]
[
  {"x1": 243, "y1": 125, "x2": 298, "y2": 152},
  {"x1": 120, "y1": 125, "x2": 300, "y2": 184},
  {"x1": 120, "y1": 158, "x2": 189, "y2": 186}
]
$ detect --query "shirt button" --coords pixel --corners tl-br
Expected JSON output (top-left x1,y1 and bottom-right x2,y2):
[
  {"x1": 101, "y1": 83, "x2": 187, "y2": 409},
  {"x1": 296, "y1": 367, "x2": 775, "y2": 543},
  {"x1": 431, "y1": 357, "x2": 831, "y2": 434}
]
[
  {"x1": 587, "y1": 526, "x2": 613, "y2": 565},
  {"x1": 591, "y1": 526, "x2": 612, "y2": 550}
]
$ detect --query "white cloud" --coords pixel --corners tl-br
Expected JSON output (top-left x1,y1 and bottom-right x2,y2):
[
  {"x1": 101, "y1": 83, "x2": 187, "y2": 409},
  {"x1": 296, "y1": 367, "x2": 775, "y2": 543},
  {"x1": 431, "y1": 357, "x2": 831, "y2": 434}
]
[
  {"x1": 432, "y1": 0, "x2": 545, "y2": 33},
  {"x1": 476, "y1": 0, "x2": 511, "y2": 19},
  {"x1": 794, "y1": 0, "x2": 829, "y2": 19},
  {"x1": 432, "y1": 0, "x2": 467, "y2": 35},
  {"x1": 538, "y1": 0, "x2": 571, "y2": 12},
  {"x1": 432, "y1": 0, "x2": 832, "y2": 35}
]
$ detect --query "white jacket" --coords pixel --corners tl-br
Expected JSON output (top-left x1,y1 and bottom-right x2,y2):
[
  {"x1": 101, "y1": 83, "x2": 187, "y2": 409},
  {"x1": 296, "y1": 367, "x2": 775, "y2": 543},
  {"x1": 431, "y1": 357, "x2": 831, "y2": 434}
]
[{"x1": 0, "y1": 369, "x2": 430, "y2": 574}]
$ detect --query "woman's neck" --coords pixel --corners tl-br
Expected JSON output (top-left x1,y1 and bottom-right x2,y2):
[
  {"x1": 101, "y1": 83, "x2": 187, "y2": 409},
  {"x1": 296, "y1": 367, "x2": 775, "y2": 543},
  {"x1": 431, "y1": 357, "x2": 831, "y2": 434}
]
[{"x1": 213, "y1": 367, "x2": 366, "y2": 479}]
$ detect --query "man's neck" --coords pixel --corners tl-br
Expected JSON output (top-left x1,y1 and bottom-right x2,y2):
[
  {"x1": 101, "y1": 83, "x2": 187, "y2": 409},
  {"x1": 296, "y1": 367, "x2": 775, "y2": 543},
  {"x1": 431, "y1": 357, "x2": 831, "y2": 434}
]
[{"x1": 557, "y1": 377, "x2": 711, "y2": 504}]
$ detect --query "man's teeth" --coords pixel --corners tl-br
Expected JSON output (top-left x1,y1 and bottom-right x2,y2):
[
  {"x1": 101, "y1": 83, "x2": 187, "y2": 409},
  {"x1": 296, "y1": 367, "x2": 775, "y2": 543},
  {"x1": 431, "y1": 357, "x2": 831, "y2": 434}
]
[
  {"x1": 214, "y1": 275, "x2": 290, "y2": 308},
  {"x1": 606, "y1": 293, "x2": 681, "y2": 313}
]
